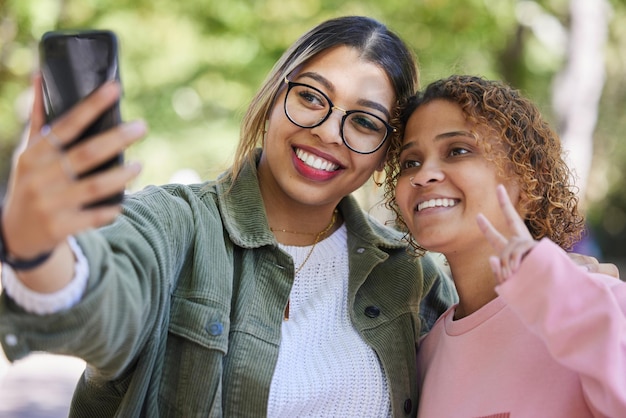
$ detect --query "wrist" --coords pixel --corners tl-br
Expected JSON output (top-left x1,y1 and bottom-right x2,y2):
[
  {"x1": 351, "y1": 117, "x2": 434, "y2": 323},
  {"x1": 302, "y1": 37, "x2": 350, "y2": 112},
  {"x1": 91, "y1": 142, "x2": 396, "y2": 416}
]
[{"x1": 0, "y1": 206, "x2": 52, "y2": 271}]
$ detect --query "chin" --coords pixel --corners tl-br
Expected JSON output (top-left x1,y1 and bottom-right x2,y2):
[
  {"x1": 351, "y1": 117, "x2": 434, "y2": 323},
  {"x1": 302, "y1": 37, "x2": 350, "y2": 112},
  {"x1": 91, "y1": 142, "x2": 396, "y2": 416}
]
[{"x1": 413, "y1": 237, "x2": 448, "y2": 254}]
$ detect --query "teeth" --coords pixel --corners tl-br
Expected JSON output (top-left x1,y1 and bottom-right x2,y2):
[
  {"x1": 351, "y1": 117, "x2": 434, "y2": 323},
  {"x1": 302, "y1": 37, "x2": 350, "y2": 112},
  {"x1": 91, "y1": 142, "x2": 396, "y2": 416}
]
[
  {"x1": 296, "y1": 148, "x2": 339, "y2": 172},
  {"x1": 418, "y1": 198, "x2": 458, "y2": 212}
]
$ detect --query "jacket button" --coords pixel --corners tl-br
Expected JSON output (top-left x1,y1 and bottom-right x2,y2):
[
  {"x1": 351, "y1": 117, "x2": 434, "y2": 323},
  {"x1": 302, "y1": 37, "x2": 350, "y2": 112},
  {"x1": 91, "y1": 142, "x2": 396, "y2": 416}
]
[
  {"x1": 356, "y1": 247, "x2": 365, "y2": 254},
  {"x1": 403, "y1": 398, "x2": 412, "y2": 413},
  {"x1": 206, "y1": 321, "x2": 223, "y2": 336},
  {"x1": 364, "y1": 305, "x2": 380, "y2": 318},
  {"x1": 4, "y1": 334, "x2": 17, "y2": 346}
]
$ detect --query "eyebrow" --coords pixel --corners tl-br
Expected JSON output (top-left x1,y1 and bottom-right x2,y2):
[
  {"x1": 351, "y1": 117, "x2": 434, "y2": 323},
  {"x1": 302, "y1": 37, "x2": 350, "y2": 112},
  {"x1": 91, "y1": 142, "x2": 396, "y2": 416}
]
[
  {"x1": 400, "y1": 130, "x2": 474, "y2": 152},
  {"x1": 296, "y1": 71, "x2": 392, "y2": 120}
]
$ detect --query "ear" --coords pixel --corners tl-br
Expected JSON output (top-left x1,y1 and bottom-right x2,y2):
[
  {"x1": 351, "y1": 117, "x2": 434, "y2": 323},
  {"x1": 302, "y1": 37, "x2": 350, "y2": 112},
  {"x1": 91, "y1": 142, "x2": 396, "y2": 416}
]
[{"x1": 372, "y1": 166, "x2": 385, "y2": 186}]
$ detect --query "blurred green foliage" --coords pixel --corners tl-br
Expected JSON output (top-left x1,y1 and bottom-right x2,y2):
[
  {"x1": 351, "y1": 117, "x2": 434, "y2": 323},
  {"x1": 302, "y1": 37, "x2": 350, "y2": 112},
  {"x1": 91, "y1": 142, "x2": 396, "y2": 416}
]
[{"x1": 1, "y1": 0, "x2": 625, "y2": 263}]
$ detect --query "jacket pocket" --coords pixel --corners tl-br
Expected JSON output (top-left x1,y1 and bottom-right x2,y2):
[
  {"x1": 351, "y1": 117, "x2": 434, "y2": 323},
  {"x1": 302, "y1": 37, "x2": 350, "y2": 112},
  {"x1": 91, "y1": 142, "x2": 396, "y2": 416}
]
[
  {"x1": 168, "y1": 295, "x2": 230, "y2": 353},
  {"x1": 159, "y1": 296, "x2": 230, "y2": 416}
]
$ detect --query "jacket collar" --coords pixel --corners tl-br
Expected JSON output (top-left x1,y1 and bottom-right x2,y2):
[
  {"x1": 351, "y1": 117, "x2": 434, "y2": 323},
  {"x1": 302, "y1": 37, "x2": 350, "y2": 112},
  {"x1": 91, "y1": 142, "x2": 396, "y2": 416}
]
[{"x1": 214, "y1": 149, "x2": 406, "y2": 251}]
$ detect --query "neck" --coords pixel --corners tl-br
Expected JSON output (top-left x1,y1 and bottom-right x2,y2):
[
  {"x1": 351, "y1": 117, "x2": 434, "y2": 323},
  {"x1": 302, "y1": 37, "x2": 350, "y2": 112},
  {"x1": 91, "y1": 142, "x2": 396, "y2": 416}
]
[
  {"x1": 271, "y1": 209, "x2": 339, "y2": 246},
  {"x1": 445, "y1": 250, "x2": 499, "y2": 320},
  {"x1": 265, "y1": 197, "x2": 342, "y2": 246},
  {"x1": 257, "y1": 162, "x2": 343, "y2": 246}
]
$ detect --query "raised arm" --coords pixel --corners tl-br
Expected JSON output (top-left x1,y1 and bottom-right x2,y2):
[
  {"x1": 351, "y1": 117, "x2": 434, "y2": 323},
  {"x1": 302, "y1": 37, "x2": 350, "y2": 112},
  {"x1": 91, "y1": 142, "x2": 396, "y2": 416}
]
[
  {"x1": 477, "y1": 184, "x2": 626, "y2": 416},
  {"x1": 1, "y1": 74, "x2": 145, "y2": 292}
]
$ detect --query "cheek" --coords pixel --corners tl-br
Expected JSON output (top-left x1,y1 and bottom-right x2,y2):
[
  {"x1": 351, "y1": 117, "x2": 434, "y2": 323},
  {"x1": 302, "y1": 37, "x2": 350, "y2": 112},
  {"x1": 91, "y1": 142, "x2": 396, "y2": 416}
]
[
  {"x1": 395, "y1": 179, "x2": 413, "y2": 218},
  {"x1": 467, "y1": 163, "x2": 504, "y2": 193},
  {"x1": 503, "y1": 180, "x2": 522, "y2": 206},
  {"x1": 350, "y1": 148, "x2": 388, "y2": 179},
  {"x1": 266, "y1": 104, "x2": 296, "y2": 142},
  {"x1": 267, "y1": 102, "x2": 284, "y2": 128},
  {"x1": 375, "y1": 144, "x2": 391, "y2": 171}
]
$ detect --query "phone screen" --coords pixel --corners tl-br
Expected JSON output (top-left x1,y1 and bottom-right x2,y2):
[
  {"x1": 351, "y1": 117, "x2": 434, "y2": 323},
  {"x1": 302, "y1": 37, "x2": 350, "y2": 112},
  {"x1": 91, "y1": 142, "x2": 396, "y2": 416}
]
[
  {"x1": 40, "y1": 30, "x2": 121, "y2": 145},
  {"x1": 40, "y1": 30, "x2": 124, "y2": 206}
]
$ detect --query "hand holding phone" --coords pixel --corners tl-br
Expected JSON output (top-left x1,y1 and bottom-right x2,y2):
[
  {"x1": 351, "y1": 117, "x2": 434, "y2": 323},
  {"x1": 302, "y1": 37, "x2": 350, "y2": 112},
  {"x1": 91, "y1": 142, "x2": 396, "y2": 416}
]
[
  {"x1": 0, "y1": 32, "x2": 143, "y2": 274},
  {"x1": 40, "y1": 29, "x2": 124, "y2": 206}
]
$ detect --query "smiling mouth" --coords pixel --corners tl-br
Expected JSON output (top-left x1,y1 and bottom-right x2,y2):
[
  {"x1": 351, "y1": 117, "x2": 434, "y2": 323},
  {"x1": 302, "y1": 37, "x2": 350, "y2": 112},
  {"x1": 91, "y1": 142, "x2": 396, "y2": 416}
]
[
  {"x1": 417, "y1": 198, "x2": 459, "y2": 212},
  {"x1": 295, "y1": 148, "x2": 340, "y2": 172}
]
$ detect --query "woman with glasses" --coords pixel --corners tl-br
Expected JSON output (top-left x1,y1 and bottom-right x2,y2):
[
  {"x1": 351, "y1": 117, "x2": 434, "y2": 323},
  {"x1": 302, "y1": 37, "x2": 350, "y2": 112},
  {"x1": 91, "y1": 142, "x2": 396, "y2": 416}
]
[{"x1": 0, "y1": 16, "x2": 457, "y2": 417}]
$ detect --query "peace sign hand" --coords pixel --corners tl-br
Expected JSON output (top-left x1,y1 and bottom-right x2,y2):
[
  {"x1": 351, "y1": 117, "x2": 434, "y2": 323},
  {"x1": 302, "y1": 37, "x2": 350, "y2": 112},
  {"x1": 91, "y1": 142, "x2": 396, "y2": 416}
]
[{"x1": 476, "y1": 184, "x2": 538, "y2": 284}]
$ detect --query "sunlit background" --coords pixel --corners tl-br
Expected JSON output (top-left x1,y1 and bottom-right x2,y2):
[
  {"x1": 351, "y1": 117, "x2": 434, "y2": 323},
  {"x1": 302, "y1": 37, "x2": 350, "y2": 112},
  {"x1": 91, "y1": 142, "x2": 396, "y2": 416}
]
[
  {"x1": 0, "y1": 0, "x2": 625, "y2": 415},
  {"x1": 2, "y1": 0, "x2": 625, "y2": 267}
]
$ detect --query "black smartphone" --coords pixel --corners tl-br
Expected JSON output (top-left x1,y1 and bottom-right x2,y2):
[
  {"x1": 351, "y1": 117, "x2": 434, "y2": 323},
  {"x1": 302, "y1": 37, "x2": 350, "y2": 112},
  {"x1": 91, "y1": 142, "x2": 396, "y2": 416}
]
[{"x1": 39, "y1": 29, "x2": 124, "y2": 207}]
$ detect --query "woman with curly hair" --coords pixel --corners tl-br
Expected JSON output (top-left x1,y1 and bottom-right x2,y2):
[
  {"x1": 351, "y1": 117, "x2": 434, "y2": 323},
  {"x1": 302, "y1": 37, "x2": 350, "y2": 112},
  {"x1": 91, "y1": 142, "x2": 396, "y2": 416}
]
[{"x1": 388, "y1": 75, "x2": 626, "y2": 417}]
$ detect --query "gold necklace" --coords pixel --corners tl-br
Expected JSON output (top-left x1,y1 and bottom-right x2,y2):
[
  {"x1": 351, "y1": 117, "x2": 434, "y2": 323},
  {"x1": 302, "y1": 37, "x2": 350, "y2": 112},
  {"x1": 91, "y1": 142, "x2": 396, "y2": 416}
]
[
  {"x1": 272, "y1": 209, "x2": 338, "y2": 320},
  {"x1": 293, "y1": 209, "x2": 337, "y2": 275},
  {"x1": 269, "y1": 228, "x2": 316, "y2": 236}
]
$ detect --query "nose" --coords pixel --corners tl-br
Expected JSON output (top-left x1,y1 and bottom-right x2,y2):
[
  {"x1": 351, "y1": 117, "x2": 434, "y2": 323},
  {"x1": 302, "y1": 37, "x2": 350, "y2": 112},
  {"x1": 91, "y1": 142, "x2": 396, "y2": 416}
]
[
  {"x1": 408, "y1": 162, "x2": 444, "y2": 188},
  {"x1": 309, "y1": 107, "x2": 346, "y2": 146}
]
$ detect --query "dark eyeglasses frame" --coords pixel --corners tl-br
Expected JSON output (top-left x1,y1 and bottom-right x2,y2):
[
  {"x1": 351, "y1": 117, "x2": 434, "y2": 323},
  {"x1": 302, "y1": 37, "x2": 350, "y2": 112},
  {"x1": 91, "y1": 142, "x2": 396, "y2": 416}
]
[{"x1": 282, "y1": 77, "x2": 396, "y2": 155}]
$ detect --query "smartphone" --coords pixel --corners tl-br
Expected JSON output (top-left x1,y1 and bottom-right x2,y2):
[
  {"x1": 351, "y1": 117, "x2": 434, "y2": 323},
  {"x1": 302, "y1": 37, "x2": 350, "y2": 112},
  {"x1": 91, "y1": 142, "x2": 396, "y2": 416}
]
[{"x1": 39, "y1": 29, "x2": 124, "y2": 207}]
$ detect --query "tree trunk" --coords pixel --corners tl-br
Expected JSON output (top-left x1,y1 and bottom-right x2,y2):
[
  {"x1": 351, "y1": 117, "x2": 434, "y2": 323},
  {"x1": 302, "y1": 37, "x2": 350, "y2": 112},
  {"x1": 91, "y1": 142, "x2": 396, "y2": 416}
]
[{"x1": 552, "y1": 0, "x2": 610, "y2": 203}]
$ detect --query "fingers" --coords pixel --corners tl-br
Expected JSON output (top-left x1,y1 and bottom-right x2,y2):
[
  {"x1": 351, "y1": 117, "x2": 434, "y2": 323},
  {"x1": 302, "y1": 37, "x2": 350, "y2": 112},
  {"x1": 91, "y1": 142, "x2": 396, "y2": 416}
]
[
  {"x1": 489, "y1": 255, "x2": 504, "y2": 284},
  {"x1": 60, "y1": 161, "x2": 142, "y2": 210},
  {"x1": 64, "y1": 120, "x2": 146, "y2": 178},
  {"x1": 496, "y1": 184, "x2": 533, "y2": 240},
  {"x1": 496, "y1": 237, "x2": 537, "y2": 281},
  {"x1": 57, "y1": 206, "x2": 124, "y2": 237},
  {"x1": 477, "y1": 213, "x2": 507, "y2": 252},
  {"x1": 3, "y1": 157, "x2": 142, "y2": 259},
  {"x1": 477, "y1": 185, "x2": 533, "y2": 253},
  {"x1": 38, "y1": 81, "x2": 122, "y2": 150},
  {"x1": 569, "y1": 253, "x2": 621, "y2": 279},
  {"x1": 588, "y1": 262, "x2": 620, "y2": 279},
  {"x1": 25, "y1": 120, "x2": 144, "y2": 186},
  {"x1": 486, "y1": 238, "x2": 537, "y2": 283},
  {"x1": 26, "y1": 78, "x2": 121, "y2": 152},
  {"x1": 479, "y1": 184, "x2": 538, "y2": 283},
  {"x1": 3, "y1": 79, "x2": 145, "y2": 261},
  {"x1": 28, "y1": 73, "x2": 47, "y2": 145},
  {"x1": 568, "y1": 252, "x2": 596, "y2": 267},
  {"x1": 14, "y1": 119, "x2": 145, "y2": 199}
]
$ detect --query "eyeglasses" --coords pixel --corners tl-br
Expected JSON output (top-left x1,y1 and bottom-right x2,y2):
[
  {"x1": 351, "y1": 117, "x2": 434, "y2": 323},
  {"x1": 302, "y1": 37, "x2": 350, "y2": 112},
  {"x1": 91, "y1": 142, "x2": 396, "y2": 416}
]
[{"x1": 283, "y1": 77, "x2": 396, "y2": 154}]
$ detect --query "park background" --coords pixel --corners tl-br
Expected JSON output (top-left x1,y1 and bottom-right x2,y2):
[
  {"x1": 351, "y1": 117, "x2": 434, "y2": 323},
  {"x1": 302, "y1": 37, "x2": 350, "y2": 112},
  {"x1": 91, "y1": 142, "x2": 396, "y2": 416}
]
[{"x1": 0, "y1": 0, "x2": 625, "y2": 415}]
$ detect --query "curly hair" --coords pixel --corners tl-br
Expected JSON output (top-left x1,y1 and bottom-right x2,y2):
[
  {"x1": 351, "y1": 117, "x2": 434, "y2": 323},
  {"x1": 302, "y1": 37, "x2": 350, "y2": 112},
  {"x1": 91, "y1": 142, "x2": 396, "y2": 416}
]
[{"x1": 383, "y1": 75, "x2": 585, "y2": 253}]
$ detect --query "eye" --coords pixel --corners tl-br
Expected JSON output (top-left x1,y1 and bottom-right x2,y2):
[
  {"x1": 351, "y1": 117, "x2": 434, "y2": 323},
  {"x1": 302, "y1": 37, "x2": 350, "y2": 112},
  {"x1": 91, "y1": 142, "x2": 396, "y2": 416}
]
[
  {"x1": 347, "y1": 112, "x2": 384, "y2": 133},
  {"x1": 294, "y1": 86, "x2": 327, "y2": 109},
  {"x1": 400, "y1": 159, "x2": 422, "y2": 171},
  {"x1": 449, "y1": 146, "x2": 471, "y2": 157}
]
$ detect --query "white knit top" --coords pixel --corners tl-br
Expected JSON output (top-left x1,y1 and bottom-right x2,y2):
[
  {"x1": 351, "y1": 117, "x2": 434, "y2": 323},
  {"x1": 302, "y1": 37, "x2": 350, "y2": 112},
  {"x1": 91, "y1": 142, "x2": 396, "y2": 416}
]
[{"x1": 268, "y1": 224, "x2": 391, "y2": 418}]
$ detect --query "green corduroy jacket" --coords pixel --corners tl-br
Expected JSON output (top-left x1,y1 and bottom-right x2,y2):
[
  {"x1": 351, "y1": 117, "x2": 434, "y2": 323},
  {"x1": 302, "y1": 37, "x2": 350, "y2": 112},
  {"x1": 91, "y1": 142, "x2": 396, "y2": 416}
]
[{"x1": 0, "y1": 150, "x2": 456, "y2": 417}]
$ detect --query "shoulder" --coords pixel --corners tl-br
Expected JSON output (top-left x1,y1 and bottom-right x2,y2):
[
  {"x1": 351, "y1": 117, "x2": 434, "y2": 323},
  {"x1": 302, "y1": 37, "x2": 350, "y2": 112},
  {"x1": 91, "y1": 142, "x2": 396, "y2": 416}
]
[
  {"x1": 110, "y1": 183, "x2": 222, "y2": 237},
  {"x1": 339, "y1": 195, "x2": 406, "y2": 249},
  {"x1": 125, "y1": 182, "x2": 219, "y2": 213}
]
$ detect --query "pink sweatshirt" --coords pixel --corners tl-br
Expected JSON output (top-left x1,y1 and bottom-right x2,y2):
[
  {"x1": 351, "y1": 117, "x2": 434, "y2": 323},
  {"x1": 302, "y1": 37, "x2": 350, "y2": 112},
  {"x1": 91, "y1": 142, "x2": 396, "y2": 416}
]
[{"x1": 417, "y1": 238, "x2": 626, "y2": 418}]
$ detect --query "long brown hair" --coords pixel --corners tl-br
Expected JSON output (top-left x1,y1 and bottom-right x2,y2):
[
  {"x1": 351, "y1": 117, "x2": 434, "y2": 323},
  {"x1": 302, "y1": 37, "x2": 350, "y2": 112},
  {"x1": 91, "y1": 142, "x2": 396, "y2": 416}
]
[{"x1": 230, "y1": 16, "x2": 419, "y2": 183}]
